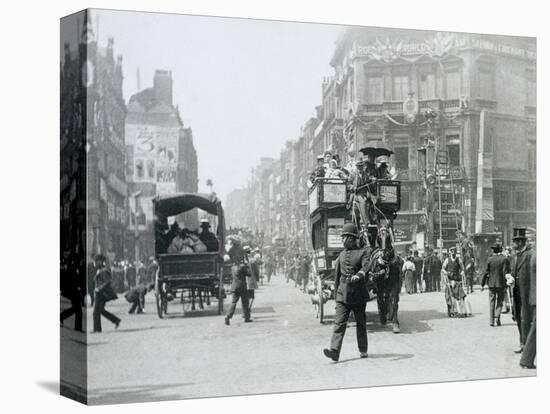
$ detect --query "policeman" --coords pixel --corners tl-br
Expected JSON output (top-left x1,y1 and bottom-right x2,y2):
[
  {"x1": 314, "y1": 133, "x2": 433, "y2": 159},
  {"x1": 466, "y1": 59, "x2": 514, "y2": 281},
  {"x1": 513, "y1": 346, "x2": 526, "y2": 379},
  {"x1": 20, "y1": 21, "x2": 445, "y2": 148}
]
[{"x1": 323, "y1": 223, "x2": 370, "y2": 362}]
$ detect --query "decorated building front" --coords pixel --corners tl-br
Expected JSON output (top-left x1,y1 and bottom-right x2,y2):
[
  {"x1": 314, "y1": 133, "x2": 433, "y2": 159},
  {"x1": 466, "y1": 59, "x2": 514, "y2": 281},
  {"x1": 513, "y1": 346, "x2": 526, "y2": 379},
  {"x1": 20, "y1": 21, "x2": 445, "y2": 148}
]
[{"x1": 325, "y1": 28, "x2": 535, "y2": 251}]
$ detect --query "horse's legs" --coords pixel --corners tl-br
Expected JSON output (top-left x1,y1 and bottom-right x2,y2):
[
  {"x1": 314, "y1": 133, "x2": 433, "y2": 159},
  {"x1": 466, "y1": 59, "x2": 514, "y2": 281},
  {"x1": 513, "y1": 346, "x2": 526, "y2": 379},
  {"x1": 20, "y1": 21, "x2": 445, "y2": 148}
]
[{"x1": 376, "y1": 285, "x2": 387, "y2": 325}]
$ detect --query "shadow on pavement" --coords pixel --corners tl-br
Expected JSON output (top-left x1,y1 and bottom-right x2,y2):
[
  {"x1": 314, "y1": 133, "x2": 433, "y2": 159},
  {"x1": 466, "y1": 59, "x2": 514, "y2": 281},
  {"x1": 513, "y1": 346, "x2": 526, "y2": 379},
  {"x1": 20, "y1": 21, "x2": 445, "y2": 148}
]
[
  {"x1": 337, "y1": 353, "x2": 414, "y2": 364},
  {"x1": 103, "y1": 325, "x2": 173, "y2": 334},
  {"x1": 36, "y1": 380, "x2": 59, "y2": 395},
  {"x1": 88, "y1": 382, "x2": 195, "y2": 405}
]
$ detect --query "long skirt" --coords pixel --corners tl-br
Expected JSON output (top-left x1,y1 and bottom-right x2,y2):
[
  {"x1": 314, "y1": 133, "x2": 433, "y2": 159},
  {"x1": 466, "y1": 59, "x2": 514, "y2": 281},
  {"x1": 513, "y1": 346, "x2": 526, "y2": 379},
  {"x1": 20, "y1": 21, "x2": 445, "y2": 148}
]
[{"x1": 404, "y1": 270, "x2": 414, "y2": 294}]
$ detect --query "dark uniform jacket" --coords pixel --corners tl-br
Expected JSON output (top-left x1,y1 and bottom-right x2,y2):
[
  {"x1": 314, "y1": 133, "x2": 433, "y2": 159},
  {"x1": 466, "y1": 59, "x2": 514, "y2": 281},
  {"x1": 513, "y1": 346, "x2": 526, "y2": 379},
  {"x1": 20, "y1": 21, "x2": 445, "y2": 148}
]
[
  {"x1": 482, "y1": 253, "x2": 510, "y2": 288},
  {"x1": 333, "y1": 247, "x2": 370, "y2": 305},
  {"x1": 513, "y1": 246, "x2": 534, "y2": 308}
]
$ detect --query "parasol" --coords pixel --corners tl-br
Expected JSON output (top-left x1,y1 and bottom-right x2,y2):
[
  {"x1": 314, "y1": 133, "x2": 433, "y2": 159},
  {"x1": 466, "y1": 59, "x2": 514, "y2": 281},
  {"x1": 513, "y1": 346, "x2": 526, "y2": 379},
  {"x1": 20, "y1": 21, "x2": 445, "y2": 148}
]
[{"x1": 359, "y1": 140, "x2": 394, "y2": 157}]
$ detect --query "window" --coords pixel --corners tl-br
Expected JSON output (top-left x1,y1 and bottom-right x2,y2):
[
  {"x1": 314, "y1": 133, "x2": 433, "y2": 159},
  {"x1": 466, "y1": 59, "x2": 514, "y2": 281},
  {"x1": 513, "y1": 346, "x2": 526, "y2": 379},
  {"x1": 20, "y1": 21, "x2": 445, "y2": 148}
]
[
  {"x1": 495, "y1": 189, "x2": 509, "y2": 211},
  {"x1": 527, "y1": 75, "x2": 536, "y2": 107},
  {"x1": 392, "y1": 75, "x2": 409, "y2": 101},
  {"x1": 513, "y1": 190, "x2": 526, "y2": 211},
  {"x1": 394, "y1": 147, "x2": 409, "y2": 170},
  {"x1": 367, "y1": 76, "x2": 383, "y2": 104},
  {"x1": 526, "y1": 191, "x2": 535, "y2": 210},
  {"x1": 401, "y1": 188, "x2": 410, "y2": 211},
  {"x1": 479, "y1": 70, "x2": 495, "y2": 100},
  {"x1": 446, "y1": 71, "x2": 460, "y2": 99},
  {"x1": 528, "y1": 142, "x2": 536, "y2": 177},
  {"x1": 419, "y1": 73, "x2": 436, "y2": 99},
  {"x1": 447, "y1": 144, "x2": 460, "y2": 167}
]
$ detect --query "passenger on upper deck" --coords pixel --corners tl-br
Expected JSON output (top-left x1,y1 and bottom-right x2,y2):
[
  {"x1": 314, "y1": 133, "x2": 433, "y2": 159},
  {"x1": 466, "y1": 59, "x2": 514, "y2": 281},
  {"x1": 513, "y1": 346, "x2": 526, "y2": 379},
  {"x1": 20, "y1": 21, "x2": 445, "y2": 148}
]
[{"x1": 375, "y1": 155, "x2": 394, "y2": 180}]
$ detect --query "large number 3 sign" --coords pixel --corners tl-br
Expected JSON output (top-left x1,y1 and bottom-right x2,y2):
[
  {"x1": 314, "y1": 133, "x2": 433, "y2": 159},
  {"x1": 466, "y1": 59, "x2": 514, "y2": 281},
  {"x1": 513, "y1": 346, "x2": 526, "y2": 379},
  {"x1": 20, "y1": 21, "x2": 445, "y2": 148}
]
[{"x1": 136, "y1": 136, "x2": 155, "y2": 154}]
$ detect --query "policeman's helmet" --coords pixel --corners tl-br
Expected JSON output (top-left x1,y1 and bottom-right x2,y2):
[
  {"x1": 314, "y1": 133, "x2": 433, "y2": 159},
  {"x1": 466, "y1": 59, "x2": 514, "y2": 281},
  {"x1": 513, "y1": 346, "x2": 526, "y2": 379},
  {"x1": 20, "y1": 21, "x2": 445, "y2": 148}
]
[{"x1": 341, "y1": 223, "x2": 359, "y2": 238}]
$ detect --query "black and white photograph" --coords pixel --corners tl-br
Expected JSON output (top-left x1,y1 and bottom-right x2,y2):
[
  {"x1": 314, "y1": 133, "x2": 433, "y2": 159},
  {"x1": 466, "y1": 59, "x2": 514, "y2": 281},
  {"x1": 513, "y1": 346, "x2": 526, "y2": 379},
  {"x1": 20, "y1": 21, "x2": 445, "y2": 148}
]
[
  {"x1": 4, "y1": 1, "x2": 548, "y2": 412},
  {"x1": 58, "y1": 7, "x2": 540, "y2": 405}
]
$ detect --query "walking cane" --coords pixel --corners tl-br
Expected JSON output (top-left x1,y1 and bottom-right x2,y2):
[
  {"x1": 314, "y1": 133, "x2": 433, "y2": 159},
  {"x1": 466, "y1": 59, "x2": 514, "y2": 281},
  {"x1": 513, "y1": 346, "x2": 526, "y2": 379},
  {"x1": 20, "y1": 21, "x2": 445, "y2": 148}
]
[{"x1": 508, "y1": 285, "x2": 515, "y2": 322}]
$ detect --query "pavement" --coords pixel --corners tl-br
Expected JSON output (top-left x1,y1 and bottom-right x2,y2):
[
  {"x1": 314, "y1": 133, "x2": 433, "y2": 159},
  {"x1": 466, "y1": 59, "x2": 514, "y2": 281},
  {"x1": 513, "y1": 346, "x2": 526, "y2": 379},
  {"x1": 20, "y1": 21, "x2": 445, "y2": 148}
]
[{"x1": 60, "y1": 275, "x2": 535, "y2": 405}]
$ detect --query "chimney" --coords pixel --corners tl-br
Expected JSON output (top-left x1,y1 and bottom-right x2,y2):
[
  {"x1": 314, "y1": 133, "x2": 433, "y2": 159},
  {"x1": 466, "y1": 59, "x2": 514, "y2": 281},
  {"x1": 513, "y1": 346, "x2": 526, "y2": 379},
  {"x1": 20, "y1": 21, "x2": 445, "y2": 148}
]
[{"x1": 153, "y1": 70, "x2": 173, "y2": 106}]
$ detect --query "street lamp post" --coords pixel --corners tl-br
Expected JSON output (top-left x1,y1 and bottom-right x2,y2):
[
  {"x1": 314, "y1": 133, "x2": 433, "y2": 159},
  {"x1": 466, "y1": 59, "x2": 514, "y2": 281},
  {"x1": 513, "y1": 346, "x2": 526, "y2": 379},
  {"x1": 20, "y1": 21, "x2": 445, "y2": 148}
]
[{"x1": 132, "y1": 190, "x2": 142, "y2": 267}]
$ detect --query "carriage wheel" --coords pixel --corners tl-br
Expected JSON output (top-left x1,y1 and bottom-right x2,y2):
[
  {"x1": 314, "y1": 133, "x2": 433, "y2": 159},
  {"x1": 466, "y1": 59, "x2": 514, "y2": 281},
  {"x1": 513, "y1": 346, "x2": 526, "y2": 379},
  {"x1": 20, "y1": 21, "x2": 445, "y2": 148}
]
[
  {"x1": 154, "y1": 271, "x2": 165, "y2": 319},
  {"x1": 317, "y1": 277, "x2": 325, "y2": 324}
]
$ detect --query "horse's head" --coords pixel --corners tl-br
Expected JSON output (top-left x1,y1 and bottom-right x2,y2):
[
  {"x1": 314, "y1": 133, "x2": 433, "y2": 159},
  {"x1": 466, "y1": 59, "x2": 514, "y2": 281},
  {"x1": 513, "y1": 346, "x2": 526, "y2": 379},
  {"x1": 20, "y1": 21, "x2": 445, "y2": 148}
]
[{"x1": 377, "y1": 226, "x2": 392, "y2": 250}]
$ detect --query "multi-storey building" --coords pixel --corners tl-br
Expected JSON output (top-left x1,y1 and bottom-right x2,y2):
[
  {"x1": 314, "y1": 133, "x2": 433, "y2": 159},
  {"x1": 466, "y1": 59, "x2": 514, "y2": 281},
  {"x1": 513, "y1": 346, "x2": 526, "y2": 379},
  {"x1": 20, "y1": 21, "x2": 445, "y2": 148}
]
[
  {"x1": 125, "y1": 70, "x2": 199, "y2": 259},
  {"x1": 326, "y1": 27, "x2": 535, "y2": 249},
  {"x1": 61, "y1": 12, "x2": 127, "y2": 261},
  {"x1": 244, "y1": 28, "x2": 535, "y2": 253}
]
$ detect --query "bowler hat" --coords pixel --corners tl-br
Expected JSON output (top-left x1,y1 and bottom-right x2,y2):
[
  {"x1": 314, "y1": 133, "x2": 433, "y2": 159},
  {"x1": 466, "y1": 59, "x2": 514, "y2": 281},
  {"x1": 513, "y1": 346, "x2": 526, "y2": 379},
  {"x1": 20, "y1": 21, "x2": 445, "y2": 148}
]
[
  {"x1": 341, "y1": 223, "x2": 359, "y2": 238},
  {"x1": 512, "y1": 227, "x2": 527, "y2": 240}
]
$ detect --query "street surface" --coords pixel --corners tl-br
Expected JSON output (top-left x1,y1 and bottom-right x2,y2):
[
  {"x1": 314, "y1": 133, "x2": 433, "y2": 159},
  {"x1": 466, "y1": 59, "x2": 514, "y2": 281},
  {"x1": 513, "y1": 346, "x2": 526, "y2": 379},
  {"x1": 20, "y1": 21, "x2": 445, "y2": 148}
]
[{"x1": 61, "y1": 274, "x2": 534, "y2": 404}]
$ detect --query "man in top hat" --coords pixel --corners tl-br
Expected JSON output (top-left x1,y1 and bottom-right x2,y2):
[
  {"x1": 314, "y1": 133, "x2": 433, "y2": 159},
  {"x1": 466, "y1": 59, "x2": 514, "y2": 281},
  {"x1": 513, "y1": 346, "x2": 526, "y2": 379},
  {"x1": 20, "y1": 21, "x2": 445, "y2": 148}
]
[
  {"x1": 323, "y1": 223, "x2": 370, "y2": 362},
  {"x1": 199, "y1": 219, "x2": 220, "y2": 252},
  {"x1": 481, "y1": 244, "x2": 510, "y2": 326},
  {"x1": 510, "y1": 227, "x2": 535, "y2": 361}
]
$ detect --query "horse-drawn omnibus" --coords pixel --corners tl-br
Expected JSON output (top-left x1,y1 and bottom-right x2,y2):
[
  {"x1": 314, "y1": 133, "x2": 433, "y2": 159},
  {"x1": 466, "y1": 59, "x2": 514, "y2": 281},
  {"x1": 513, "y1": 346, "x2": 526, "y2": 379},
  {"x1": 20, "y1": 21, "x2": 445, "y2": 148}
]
[
  {"x1": 308, "y1": 142, "x2": 403, "y2": 330},
  {"x1": 152, "y1": 193, "x2": 226, "y2": 318},
  {"x1": 308, "y1": 177, "x2": 353, "y2": 323}
]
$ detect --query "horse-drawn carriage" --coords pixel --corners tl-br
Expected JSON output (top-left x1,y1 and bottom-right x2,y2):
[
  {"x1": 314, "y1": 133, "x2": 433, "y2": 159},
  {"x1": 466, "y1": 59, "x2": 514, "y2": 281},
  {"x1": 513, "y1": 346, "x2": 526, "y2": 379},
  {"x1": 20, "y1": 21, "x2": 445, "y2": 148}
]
[
  {"x1": 308, "y1": 142, "x2": 403, "y2": 331},
  {"x1": 152, "y1": 193, "x2": 227, "y2": 318}
]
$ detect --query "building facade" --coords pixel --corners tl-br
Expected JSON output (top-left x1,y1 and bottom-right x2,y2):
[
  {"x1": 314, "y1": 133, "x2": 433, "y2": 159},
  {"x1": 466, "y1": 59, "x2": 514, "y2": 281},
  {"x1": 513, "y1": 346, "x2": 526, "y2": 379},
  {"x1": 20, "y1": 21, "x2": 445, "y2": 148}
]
[
  {"x1": 244, "y1": 28, "x2": 535, "y2": 253},
  {"x1": 61, "y1": 12, "x2": 128, "y2": 261},
  {"x1": 327, "y1": 28, "x2": 535, "y2": 249},
  {"x1": 125, "y1": 70, "x2": 199, "y2": 259}
]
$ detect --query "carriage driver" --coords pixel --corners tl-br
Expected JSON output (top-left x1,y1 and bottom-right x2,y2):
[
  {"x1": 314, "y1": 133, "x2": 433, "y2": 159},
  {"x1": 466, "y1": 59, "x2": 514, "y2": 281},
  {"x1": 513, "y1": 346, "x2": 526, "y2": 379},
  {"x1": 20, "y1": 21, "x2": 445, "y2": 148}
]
[{"x1": 323, "y1": 223, "x2": 370, "y2": 362}]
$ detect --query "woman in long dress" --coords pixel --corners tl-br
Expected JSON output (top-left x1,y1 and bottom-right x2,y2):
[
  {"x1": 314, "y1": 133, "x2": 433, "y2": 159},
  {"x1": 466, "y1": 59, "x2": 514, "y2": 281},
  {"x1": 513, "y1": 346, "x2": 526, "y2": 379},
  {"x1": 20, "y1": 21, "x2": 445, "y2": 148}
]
[{"x1": 402, "y1": 256, "x2": 416, "y2": 294}]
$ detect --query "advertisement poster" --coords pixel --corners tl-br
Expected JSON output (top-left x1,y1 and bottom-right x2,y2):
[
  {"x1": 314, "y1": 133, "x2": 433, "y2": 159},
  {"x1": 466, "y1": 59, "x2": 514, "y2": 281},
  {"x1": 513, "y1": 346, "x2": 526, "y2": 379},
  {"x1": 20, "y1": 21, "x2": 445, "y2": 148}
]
[
  {"x1": 324, "y1": 182, "x2": 346, "y2": 203},
  {"x1": 130, "y1": 125, "x2": 157, "y2": 183},
  {"x1": 327, "y1": 218, "x2": 344, "y2": 248}
]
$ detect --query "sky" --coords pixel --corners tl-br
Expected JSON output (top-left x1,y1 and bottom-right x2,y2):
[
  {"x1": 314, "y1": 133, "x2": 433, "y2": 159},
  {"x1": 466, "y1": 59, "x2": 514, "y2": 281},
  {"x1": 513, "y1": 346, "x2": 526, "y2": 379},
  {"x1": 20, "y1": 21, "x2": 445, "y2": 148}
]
[{"x1": 91, "y1": 9, "x2": 341, "y2": 202}]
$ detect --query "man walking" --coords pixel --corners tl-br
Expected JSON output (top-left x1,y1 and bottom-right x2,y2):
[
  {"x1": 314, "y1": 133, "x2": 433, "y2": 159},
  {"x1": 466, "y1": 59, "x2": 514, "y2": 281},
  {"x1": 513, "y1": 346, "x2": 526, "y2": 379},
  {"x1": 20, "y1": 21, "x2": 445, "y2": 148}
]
[
  {"x1": 510, "y1": 228, "x2": 535, "y2": 357},
  {"x1": 323, "y1": 223, "x2": 370, "y2": 362},
  {"x1": 224, "y1": 238, "x2": 252, "y2": 325},
  {"x1": 60, "y1": 251, "x2": 83, "y2": 332},
  {"x1": 481, "y1": 244, "x2": 510, "y2": 326},
  {"x1": 519, "y1": 250, "x2": 536, "y2": 369},
  {"x1": 412, "y1": 251, "x2": 423, "y2": 293},
  {"x1": 92, "y1": 254, "x2": 121, "y2": 333}
]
